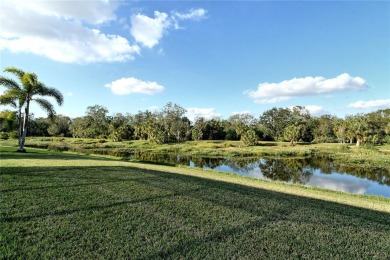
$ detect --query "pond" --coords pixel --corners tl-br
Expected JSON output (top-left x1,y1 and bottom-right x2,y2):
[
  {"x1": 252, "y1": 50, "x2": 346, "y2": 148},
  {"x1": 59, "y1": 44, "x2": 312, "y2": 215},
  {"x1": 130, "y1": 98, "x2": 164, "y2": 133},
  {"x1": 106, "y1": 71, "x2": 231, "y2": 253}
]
[{"x1": 128, "y1": 151, "x2": 390, "y2": 198}]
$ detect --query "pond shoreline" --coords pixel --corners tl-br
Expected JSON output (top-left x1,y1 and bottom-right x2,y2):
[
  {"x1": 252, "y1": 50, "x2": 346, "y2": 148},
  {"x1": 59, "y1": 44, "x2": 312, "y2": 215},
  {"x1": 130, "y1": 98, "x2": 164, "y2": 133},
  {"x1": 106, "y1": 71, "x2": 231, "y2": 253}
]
[{"x1": 3, "y1": 137, "x2": 387, "y2": 167}]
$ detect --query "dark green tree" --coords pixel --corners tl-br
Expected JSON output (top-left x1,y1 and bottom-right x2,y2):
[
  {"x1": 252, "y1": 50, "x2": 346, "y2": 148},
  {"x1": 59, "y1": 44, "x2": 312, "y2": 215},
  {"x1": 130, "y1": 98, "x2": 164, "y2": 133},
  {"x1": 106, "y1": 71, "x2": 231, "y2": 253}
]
[
  {"x1": 48, "y1": 115, "x2": 72, "y2": 137},
  {"x1": 108, "y1": 113, "x2": 134, "y2": 141},
  {"x1": 259, "y1": 107, "x2": 292, "y2": 141},
  {"x1": 28, "y1": 116, "x2": 50, "y2": 137}
]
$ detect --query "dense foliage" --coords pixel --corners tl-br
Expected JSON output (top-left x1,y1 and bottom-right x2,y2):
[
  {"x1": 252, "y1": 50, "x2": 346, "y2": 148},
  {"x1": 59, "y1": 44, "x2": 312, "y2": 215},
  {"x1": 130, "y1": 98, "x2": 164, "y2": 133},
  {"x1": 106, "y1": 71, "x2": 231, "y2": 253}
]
[{"x1": 1, "y1": 100, "x2": 389, "y2": 146}]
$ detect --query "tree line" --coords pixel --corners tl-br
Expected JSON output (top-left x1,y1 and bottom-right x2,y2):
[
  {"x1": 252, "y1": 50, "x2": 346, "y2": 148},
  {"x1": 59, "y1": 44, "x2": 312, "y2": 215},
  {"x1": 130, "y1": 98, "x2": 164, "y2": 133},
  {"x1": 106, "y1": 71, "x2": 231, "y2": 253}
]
[{"x1": 1, "y1": 103, "x2": 389, "y2": 146}]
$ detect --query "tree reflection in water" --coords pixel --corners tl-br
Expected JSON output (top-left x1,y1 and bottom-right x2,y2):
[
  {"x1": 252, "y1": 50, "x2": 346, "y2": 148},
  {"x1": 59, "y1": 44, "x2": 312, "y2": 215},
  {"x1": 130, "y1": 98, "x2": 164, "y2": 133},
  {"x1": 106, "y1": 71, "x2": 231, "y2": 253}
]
[{"x1": 258, "y1": 159, "x2": 313, "y2": 184}]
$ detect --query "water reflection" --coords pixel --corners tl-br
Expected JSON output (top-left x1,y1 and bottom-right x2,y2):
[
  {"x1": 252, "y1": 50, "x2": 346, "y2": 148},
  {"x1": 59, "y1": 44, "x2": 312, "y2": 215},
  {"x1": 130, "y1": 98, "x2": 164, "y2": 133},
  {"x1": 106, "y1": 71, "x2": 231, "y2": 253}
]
[
  {"x1": 258, "y1": 159, "x2": 312, "y2": 184},
  {"x1": 126, "y1": 151, "x2": 390, "y2": 197},
  {"x1": 308, "y1": 175, "x2": 369, "y2": 195}
]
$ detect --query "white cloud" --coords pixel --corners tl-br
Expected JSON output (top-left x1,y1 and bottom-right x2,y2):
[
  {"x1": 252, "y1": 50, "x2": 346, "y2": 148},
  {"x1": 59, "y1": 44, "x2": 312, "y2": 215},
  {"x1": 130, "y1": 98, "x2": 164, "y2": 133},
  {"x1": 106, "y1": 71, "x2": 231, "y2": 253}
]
[
  {"x1": 246, "y1": 73, "x2": 369, "y2": 103},
  {"x1": 348, "y1": 99, "x2": 390, "y2": 109},
  {"x1": 130, "y1": 8, "x2": 207, "y2": 48},
  {"x1": 254, "y1": 96, "x2": 291, "y2": 104},
  {"x1": 174, "y1": 9, "x2": 207, "y2": 20},
  {"x1": 130, "y1": 11, "x2": 170, "y2": 48},
  {"x1": 305, "y1": 105, "x2": 327, "y2": 116},
  {"x1": 308, "y1": 175, "x2": 368, "y2": 195},
  {"x1": 185, "y1": 108, "x2": 221, "y2": 121},
  {"x1": 105, "y1": 77, "x2": 164, "y2": 95},
  {"x1": 0, "y1": 0, "x2": 140, "y2": 63},
  {"x1": 12, "y1": 0, "x2": 119, "y2": 24}
]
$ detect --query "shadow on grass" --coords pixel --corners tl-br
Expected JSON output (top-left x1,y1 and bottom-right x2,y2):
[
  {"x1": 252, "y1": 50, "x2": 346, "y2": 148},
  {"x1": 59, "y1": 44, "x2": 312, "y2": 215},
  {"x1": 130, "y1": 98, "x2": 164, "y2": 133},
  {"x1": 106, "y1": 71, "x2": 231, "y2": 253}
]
[
  {"x1": 257, "y1": 142, "x2": 278, "y2": 147},
  {"x1": 1, "y1": 149, "x2": 390, "y2": 258},
  {"x1": 0, "y1": 146, "x2": 120, "y2": 161}
]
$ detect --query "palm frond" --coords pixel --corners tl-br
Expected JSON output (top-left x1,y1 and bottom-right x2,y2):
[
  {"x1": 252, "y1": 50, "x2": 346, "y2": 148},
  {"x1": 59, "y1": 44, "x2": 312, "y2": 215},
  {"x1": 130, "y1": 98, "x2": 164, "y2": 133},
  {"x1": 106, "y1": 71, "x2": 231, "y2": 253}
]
[
  {"x1": 21, "y1": 73, "x2": 38, "y2": 92},
  {"x1": 4, "y1": 67, "x2": 25, "y2": 80},
  {"x1": 38, "y1": 85, "x2": 64, "y2": 106},
  {"x1": 0, "y1": 93, "x2": 17, "y2": 107},
  {"x1": 34, "y1": 98, "x2": 55, "y2": 119},
  {"x1": 0, "y1": 77, "x2": 22, "y2": 91}
]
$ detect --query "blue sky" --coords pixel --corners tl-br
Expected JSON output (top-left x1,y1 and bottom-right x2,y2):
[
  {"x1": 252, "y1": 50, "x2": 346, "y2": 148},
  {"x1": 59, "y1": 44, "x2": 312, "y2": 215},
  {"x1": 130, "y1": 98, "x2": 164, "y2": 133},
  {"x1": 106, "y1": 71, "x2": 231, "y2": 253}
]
[{"x1": 0, "y1": 0, "x2": 389, "y2": 120}]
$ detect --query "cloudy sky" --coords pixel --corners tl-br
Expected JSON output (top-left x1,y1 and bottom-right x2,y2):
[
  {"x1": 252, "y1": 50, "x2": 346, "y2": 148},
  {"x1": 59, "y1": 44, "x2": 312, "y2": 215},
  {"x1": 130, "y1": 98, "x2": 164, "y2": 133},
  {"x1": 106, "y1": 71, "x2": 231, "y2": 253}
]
[{"x1": 0, "y1": 0, "x2": 389, "y2": 120}]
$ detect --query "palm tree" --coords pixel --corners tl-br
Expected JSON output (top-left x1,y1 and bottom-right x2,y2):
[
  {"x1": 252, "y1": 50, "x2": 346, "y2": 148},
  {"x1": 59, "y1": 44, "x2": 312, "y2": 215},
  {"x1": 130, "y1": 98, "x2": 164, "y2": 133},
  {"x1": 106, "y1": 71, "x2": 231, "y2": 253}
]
[{"x1": 0, "y1": 67, "x2": 63, "y2": 152}]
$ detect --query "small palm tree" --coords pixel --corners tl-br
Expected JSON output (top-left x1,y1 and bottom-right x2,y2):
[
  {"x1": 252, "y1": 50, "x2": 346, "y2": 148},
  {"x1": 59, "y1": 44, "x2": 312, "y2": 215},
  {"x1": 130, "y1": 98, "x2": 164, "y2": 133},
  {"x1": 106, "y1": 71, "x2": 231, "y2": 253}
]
[{"x1": 0, "y1": 67, "x2": 63, "y2": 152}]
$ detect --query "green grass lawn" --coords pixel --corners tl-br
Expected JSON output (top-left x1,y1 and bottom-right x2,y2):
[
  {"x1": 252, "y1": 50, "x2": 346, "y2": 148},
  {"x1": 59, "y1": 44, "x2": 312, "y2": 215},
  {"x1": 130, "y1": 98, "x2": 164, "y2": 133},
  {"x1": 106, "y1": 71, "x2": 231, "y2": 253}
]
[{"x1": 1, "y1": 146, "x2": 390, "y2": 259}]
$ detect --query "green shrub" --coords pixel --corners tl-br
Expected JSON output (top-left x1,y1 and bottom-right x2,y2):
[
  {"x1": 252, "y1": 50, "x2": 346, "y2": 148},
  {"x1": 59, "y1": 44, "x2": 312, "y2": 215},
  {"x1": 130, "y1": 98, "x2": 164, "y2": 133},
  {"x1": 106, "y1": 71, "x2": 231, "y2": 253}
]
[
  {"x1": 241, "y1": 129, "x2": 258, "y2": 146},
  {"x1": 0, "y1": 132, "x2": 9, "y2": 140},
  {"x1": 8, "y1": 130, "x2": 18, "y2": 139}
]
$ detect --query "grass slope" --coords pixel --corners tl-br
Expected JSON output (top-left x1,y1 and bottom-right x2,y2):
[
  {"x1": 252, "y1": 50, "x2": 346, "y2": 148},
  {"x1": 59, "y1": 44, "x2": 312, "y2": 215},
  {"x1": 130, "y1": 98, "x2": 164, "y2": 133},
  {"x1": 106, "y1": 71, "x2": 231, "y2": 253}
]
[{"x1": 1, "y1": 146, "x2": 390, "y2": 259}]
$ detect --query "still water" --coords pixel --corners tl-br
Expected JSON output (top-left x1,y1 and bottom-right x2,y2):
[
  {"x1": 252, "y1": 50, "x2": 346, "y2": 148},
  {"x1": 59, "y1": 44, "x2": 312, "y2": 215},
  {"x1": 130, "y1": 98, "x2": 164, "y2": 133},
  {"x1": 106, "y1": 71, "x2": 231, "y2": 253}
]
[{"x1": 128, "y1": 151, "x2": 390, "y2": 198}]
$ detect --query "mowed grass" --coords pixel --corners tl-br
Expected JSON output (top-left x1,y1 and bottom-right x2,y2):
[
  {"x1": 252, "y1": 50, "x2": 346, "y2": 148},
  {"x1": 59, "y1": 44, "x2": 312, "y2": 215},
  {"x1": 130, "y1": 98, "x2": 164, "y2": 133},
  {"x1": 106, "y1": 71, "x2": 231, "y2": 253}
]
[{"x1": 1, "y1": 146, "x2": 390, "y2": 259}]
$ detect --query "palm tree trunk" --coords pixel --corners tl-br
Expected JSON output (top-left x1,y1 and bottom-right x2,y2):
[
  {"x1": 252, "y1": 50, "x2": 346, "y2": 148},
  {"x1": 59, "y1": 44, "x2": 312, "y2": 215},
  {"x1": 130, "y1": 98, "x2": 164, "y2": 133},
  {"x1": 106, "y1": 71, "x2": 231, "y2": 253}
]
[
  {"x1": 18, "y1": 102, "x2": 30, "y2": 152},
  {"x1": 17, "y1": 107, "x2": 23, "y2": 151}
]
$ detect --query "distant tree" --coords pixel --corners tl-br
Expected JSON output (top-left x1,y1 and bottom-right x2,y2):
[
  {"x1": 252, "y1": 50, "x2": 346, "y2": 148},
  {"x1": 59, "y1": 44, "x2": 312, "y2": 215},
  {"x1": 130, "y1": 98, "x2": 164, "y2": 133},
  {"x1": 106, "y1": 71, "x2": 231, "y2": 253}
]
[
  {"x1": 108, "y1": 113, "x2": 134, "y2": 141},
  {"x1": 28, "y1": 116, "x2": 50, "y2": 136},
  {"x1": 333, "y1": 118, "x2": 347, "y2": 144},
  {"x1": 290, "y1": 106, "x2": 312, "y2": 142},
  {"x1": 365, "y1": 109, "x2": 390, "y2": 144},
  {"x1": 283, "y1": 124, "x2": 303, "y2": 145},
  {"x1": 131, "y1": 111, "x2": 151, "y2": 140},
  {"x1": 259, "y1": 107, "x2": 292, "y2": 141},
  {"x1": 85, "y1": 105, "x2": 110, "y2": 138},
  {"x1": 203, "y1": 119, "x2": 226, "y2": 140},
  {"x1": 161, "y1": 102, "x2": 189, "y2": 142},
  {"x1": 348, "y1": 114, "x2": 369, "y2": 146},
  {"x1": 0, "y1": 67, "x2": 63, "y2": 152},
  {"x1": 47, "y1": 115, "x2": 71, "y2": 137},
  {"x1": 192, "y1": 117, "x2": 206, "y2": 141},
  {"x1": 312, "y1": 115, "x2": 337, "y2": 143},
  {"x1": 228, "y1": 113, "x2": 257, "y2": 139},
  {"x1": 70, "y1": 117, "x2": 89, "y2": 138}
]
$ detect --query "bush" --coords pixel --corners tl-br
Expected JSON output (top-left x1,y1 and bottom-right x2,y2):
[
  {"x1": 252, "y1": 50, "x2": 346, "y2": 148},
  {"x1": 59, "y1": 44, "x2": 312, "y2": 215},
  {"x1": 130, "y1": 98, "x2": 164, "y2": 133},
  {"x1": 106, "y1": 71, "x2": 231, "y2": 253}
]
[
  {"x1": 337, "y1": 144, "x2": 350, "y2": 152},
  {"x1": 241, "y1": 129, "x2": 258, "y2": 146},
  {"x1": 0, "y1": 132, "x2": 9, "y2": 140},
  {"x1": 8, "y1": 130, "x2": 18, "y2": 139}
]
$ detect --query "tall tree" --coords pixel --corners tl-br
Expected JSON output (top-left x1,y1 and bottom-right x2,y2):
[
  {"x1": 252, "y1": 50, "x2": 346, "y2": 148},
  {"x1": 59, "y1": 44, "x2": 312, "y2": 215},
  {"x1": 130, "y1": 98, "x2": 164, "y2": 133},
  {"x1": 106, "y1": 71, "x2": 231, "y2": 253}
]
[
  {"x1": 108, "y1": 113, "x2": 134, "y2": 141},
  {"x1": 0, "y1": 67, "x2": 63, "y2": 151},
  {"x1": 192, "y1": 117, "x2": 206, "y2": 141},
  {"x1": 160, "y1": 102, "x2": 189, "y2": 142},
  {"x1": 48, "y1": 115, "x2": 72, "y2": 137},
  {"x1": 228, "y1": 113, "x2": 257, "y2": 139},
  {"x1": 259, "y1": 107, "x2": 292, "y2": 141},
  {"x1": 312, "y1": 115, "x2": 337, "y2": 143}
]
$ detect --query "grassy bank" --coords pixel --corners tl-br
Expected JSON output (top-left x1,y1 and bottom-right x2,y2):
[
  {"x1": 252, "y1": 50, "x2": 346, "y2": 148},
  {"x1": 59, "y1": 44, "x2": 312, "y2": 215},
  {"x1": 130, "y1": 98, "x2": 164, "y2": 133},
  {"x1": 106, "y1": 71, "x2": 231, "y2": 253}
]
[
  {"x1": 1, "y1": 146, "x2": 390, "y2": 258},
  {"x1": 2, "y1": 137, "x2": 390, "y2": 168}
]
